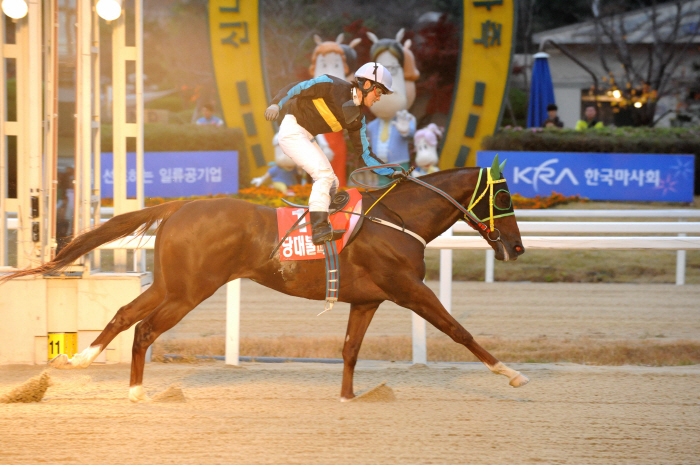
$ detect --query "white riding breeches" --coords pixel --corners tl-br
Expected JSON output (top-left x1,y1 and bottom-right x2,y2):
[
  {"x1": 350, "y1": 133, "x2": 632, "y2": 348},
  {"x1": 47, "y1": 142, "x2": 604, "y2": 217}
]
[{"x1": 278, "y1": 115, "x2": 339, "y2": 212}]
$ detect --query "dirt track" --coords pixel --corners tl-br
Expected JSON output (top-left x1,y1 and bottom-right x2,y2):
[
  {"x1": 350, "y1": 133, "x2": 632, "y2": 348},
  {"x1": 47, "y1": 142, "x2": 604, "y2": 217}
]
[
  {"x1": 1, "y1": 281, "x2": 699, "y2": 464},
  {"x1": 1, "y1": 362, "x2": 699, "y2": 464}
]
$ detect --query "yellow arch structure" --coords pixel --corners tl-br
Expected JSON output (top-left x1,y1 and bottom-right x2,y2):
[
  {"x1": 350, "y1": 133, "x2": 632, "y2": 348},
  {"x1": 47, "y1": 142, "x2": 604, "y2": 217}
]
[
  {"x1": 209, "y1": 0, "x2": 516, "y2": 175},
  {"x1": 209, "y1": 0, "x2": 274, "y2": 177},
  {"x1": 439, "y1": 0, "x2": 516, "y2": 169}
]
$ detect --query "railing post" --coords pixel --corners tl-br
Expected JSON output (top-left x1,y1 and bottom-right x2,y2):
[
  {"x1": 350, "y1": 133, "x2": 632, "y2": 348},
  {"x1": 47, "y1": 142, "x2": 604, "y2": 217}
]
[
  {"x1": 439, "y1": 227, "x2": 453, "y2": 313},
  {"x1": 485, "y1": 249, "x2": 495, "y2": 283},
  {"x1": 225, "y1": 279, "x2": 241, "y2": 365},
  {"x1": 411, "y1": 312, "x2": 427, "y2": 364},
  {"x1": 676, "y1": 218, "x2": 686, "y2": 286}
]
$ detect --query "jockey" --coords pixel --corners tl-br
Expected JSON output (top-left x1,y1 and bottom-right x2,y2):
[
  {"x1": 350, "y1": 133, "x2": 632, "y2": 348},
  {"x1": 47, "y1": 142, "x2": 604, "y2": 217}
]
[{"x1": 265, "y1": 62, "x2": 403, "y2": 245}]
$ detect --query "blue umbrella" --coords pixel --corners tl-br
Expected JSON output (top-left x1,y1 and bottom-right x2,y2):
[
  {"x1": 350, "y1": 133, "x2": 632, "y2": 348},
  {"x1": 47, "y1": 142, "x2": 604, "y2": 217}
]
[{"x1": 527, "y1": 52, "x2": 556, "y2": 128}]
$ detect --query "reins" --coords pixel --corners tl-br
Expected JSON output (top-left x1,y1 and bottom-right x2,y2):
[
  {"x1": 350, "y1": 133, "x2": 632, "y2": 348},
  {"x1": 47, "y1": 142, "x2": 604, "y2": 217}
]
[
  {"x1": 349, "y1": 164, "x2": 513, "y2": 243},
  {"x1": 271, "y1": 163, "x2": 513, "y2": 260}
]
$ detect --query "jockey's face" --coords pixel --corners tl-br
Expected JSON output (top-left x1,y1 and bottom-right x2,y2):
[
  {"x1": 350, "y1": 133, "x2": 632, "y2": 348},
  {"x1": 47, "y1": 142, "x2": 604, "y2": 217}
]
[{"x1": 362, "y1": 80, "x2": 381, "y2": 107}]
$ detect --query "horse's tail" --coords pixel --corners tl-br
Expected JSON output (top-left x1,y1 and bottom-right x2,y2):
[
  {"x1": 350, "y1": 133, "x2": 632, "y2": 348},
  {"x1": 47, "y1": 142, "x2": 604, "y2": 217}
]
[{"x1": 0, "y1": 200, "x2": 191, "y2": 283}]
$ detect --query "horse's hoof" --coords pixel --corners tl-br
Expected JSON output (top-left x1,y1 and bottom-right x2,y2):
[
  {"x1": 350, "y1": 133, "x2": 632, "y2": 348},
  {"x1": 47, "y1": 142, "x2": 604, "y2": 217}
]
[
  {"x1": 509, "y1": 373, "x2": 530, "y2": 388},
  {"x1": 340, "y1": 396, "x2": 354, "y2": 402},
  {"x1": 129, "y1": 385, "x2": 150, "y2": 403},
  {"x1": 48, "y1": 354, "x2": 69, "y2": 369},
  {"x1": 71, "y1": 345, "x2": 102, "y2": 368}
]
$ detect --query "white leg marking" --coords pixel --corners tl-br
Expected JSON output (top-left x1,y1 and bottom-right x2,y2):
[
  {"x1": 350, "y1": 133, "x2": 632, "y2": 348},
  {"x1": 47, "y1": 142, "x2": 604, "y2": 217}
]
[
  {"x1": 49, "y1": 345, "x2": 103, "y2": 370},
  {"x1": 129, "y1": 385, "x2": 150, "y2": 403},
  {"x1": 488, "y1": 361, "x2": 530, "y2": 388}
]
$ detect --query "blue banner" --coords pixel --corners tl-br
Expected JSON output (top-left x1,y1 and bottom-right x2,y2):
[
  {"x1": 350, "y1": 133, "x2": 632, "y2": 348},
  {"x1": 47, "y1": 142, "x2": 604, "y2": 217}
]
[
  {"x1": 476, "y1": 151, "x2": 695, "y2": 202},
  {"x1": 101, "y1": 151, "x2": 238, "y2": 198}
]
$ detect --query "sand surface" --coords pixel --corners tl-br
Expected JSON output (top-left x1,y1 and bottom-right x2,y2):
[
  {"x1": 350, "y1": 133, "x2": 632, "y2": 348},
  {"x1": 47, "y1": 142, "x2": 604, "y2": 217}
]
[
  {"x1": 1, "y1": 281, "x2": 699, "y2": 464},
  {"x1": 1, "y1": 362, "x2": 699, "y2": 464}
]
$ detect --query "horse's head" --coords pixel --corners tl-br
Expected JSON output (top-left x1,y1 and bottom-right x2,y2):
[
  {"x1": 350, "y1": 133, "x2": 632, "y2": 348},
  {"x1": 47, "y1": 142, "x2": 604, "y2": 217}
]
[{"x1": 465, "y1": 155, "x2": 525, "y2": 262}]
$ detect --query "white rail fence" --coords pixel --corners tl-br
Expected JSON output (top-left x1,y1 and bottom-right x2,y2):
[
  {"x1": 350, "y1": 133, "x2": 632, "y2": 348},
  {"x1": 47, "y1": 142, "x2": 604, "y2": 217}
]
[{"x1": 5, "y1": 209, "x2": 700, "y2": 366}]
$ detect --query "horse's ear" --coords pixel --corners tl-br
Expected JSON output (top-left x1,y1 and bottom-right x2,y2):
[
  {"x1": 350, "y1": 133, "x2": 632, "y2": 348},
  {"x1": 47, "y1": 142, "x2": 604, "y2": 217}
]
[
  {"x1": 349, "y1": 38, "x2": 362, "y2": 49},
  {"x1": 404, "y1": 38, "x2": 412, "y2": 49},
  {"x1": 396, "y1": 28, "x2": 405, "y2": 43},
  {"x1": 490, "y1": 155, "x2": 501, "y2": 180},
  {"x1": 499, "y1": 159, "x2": 507, "y2": 174},
  {"x1": 336, "y1": 33, "x2": 344, "y2": 44},
  {"x1": 367, "y1": 32, "x2": 378, "y2": 44},
  {"x1": 314, "y1": 34, "x2": 323, "y2": 45}
]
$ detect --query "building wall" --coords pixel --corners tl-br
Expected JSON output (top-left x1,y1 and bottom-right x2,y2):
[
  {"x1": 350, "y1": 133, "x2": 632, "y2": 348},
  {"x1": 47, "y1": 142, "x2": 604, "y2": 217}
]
[{"x1": 0, "y1": 273, "x2": 150, "y2": 365}]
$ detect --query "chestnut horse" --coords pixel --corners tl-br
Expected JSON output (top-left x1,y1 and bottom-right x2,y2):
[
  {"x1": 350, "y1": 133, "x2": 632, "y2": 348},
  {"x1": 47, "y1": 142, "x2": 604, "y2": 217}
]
[{"x1": 2, "y1": 161, "x2": 528, "y2": 402}]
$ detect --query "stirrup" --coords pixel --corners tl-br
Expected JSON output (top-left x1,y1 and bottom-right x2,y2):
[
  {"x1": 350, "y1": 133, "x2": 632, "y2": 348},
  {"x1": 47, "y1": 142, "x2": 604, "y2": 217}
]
[{"x1": 312, "y1": 228, "x2": 346, "y2": 245}]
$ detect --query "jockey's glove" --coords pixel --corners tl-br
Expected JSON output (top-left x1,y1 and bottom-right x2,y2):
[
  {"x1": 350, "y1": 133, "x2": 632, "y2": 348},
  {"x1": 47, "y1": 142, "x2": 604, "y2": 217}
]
[
  {"x1": 389, "y1": 170, "x2": 407, "y2": 180},
  {"x1": 264, "y1": 104, "x2": 280, "y2": 121}
]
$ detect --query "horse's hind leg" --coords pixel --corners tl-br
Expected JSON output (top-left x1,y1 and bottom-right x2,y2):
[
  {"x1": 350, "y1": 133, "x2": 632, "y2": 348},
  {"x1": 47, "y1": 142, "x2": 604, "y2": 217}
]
[
  {"x1": 340, "y1": 302, "x2": 380, "y2": 401},
  {"x1": 394, "y1": 281, "x2": 529, "y2": 388},
  {"x1": 127, "y1": 295, "x2": 200, "y2": 402},
  {"x1": 49, "y1": 283, "x2": 165, "y2": 370}
]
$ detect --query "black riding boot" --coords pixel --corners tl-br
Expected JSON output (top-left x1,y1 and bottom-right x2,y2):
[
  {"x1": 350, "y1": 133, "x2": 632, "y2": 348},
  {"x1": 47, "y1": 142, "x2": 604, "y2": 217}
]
[
  {"x1": 310, "y1": 211, "x2": 346, "y2": 245},
  {"x1": 310, "y1": 211, "x2": 333, "y2": 245}
]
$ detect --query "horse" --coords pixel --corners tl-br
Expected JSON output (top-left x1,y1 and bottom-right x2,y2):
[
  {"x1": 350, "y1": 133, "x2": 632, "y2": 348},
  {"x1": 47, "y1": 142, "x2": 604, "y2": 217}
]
[{"x1": 1, "y1": 157, "x2": 528, "y2": 402}]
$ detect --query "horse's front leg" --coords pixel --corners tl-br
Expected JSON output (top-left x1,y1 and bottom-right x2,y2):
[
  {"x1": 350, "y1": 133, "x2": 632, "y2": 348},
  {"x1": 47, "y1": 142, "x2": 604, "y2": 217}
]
[
  {"x1": 392, "y1": 280, "x2": 529, "y2": 388},
  {"x1": 340, "y1": 302, "x2": 380, "y2": 401}
]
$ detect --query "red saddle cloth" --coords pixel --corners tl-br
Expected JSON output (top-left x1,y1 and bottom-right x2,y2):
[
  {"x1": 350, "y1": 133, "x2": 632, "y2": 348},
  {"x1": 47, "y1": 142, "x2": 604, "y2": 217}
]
[{"x1": 276, "y1": 188, "x2": 363, "y2": 261}]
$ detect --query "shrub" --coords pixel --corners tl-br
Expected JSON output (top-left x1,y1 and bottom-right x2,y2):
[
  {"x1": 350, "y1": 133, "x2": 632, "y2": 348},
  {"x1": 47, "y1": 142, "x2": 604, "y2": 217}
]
[
  {"x1": 144, "y1": 94, "x2": 187, "y2": 113},
  {"x1": 103, "y1": 187, "x2": 584, "y2": 210},
  {"x1": 483, "y1": 127, "x2": 700, "y2": 194}
]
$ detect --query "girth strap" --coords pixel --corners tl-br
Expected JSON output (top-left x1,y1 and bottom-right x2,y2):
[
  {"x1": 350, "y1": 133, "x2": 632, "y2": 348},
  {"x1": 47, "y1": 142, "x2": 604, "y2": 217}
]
[{"x1": 367, "y1": 217, "x2": 426, "y2": 247}]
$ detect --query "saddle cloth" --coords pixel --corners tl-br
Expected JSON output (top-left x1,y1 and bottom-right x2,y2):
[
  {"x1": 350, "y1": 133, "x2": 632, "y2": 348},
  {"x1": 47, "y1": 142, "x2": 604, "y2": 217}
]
[{"x1": 276, "y1": 188, "x2": 363, "y2": 261}]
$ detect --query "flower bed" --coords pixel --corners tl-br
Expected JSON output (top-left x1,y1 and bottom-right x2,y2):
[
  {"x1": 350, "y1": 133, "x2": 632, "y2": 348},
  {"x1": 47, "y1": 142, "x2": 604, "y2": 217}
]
[{"x1": 102, "y1": 188, "x2": 583, "y2": 210}]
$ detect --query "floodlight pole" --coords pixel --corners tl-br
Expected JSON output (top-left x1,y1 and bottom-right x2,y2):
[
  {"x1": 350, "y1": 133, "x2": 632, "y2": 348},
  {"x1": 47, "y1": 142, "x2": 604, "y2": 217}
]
[
  {"x1": 0, "y1": 0, "x2": 47, "y2": 269},
  {"x1": 110, "y1": 0, "x2": 144, "y2": 272}
]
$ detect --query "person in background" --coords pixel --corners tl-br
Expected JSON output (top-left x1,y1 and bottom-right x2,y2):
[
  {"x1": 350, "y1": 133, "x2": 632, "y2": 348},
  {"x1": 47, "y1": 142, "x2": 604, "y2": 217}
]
[
  {"x1": 542, "y1": 103, "x2": 564, "y2": 128},
  {"x1": 575, "y1": 105, "x2": 604, "y2": 130},
  {"x1": 196, "y1": 104, "x2": 224, "y2": 127}
]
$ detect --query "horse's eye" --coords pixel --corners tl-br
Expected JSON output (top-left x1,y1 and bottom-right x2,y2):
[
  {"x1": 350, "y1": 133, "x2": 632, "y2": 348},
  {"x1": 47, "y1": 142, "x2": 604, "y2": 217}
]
[{"x1": 495, "y1": 191, "x2": 511, "y2": 210}]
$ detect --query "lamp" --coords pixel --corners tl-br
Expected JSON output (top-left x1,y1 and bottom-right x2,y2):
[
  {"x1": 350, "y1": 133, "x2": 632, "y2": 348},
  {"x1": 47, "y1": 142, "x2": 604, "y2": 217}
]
[
  {"x1": 96, "y1": 0, "x2": 122, "y2": 21},
  {"x1": 1, "y1": 0, "x2": 28, "y2": 19},
  {"x1": 633, "y1": 101, "x2": 642, "y2": 108},
  {"x1": 612, "y1": 89, "x2": 621, "y2": 99}
]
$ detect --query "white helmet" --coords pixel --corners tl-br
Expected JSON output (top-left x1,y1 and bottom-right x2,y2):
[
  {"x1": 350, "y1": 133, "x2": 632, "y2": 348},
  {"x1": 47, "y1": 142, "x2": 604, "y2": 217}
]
[{"x1": 355, "y1": 62, "x2": 394, "y2": 95}]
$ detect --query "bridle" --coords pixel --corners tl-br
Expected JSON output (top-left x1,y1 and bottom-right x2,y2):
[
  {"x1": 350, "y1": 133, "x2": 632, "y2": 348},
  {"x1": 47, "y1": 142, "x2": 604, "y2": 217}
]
[
  {"x1": 463, "y1": 168, "x2": 515, "y2": 242},
  {"x1": 350, "y1": 164, "x2": 515, "y2": 243}
]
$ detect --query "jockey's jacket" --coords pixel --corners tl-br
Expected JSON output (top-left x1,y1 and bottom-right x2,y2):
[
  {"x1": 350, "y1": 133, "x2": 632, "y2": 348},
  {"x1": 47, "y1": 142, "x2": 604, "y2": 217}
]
[{"x1": 269, "y1": 74, "x2": 393, "y2": 176}]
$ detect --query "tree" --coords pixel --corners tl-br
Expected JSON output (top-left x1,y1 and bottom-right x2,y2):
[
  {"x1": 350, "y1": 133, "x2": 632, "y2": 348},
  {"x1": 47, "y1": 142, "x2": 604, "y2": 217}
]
[
  {"x1": 590, "y1": 0, "x2": 700, "y2": 126},
  {"x1": 412, "y1": 14, "x2": 460, "y2": 123}
]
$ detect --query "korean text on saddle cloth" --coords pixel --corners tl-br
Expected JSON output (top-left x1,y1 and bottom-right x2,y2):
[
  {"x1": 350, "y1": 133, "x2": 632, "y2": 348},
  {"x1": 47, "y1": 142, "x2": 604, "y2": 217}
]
[{"x1": 276, "y1": 189, "x2": 362, "y2": 261}]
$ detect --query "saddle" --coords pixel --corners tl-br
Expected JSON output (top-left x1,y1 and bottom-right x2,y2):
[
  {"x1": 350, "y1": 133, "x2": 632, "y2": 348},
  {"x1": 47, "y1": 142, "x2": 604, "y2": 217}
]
[{"x1": 281, "y1": 190, "x2": 352, "y2": 215}]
